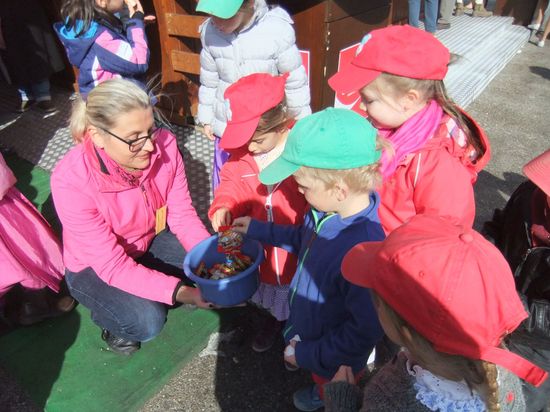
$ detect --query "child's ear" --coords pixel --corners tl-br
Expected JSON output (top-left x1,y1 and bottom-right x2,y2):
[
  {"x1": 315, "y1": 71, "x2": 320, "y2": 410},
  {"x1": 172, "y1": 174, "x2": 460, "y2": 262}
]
[
  {"x1": 333, "y1": 181, "x2": 348, "y2": 202},
  {"x1": 88, "y1": 125, "x2": 105, "y2": 149},
  {"x1": 401, "y1": 89, "x2": 423, "y2": 111}
]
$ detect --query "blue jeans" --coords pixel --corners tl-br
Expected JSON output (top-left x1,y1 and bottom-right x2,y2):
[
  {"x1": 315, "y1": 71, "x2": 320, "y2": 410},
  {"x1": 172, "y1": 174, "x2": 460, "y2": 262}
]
[
  {"x1": 65, "y1": 230, "x2": 189, "y2": 342},
  {"x1": 408, "y1": 0, "x2": 438, "y2": 33},
  {"x1": 18, "y1": 78, "x2": 51, "y2": 102}
]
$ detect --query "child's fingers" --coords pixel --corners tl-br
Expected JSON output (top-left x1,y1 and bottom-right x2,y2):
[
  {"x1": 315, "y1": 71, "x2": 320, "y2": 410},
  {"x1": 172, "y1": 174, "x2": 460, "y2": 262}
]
[
  {"x1": 231, "y1": 217, "x2": 250, "y2": 233},
  {"x1": 124, "y1": 0, "x2": 137, "y2": 9},
  {"x1": 131, "y1": 0, "x2": 144, "y2": 12},
  {"x1": 211, "y1": 219, "x2": 220, "y2": 232},
  {"x1": 203, "y1": 125, "x2": 215, "y2": 140},
  {"x1": 223, "y1": 210, "x2": 232, "y2": 226},
  {"x1": 331, "y1": 365, "x2": 354, "y2": 383},
  {"x1": 211, "y1": 209, "x2": 231, "y2": 231}
]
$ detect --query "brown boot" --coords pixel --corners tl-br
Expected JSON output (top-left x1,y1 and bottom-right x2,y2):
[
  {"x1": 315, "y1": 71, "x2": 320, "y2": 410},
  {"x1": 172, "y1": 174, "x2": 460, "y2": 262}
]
[
  {"x1": 455, "y1": 3, "x2": 465, "y2": 16},
  {"x1": 473, "y1": 3, "x2": 493, "y2": 17}
]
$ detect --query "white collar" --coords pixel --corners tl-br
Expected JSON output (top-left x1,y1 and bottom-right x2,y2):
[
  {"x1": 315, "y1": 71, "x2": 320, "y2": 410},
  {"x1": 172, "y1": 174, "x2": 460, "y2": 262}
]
[{"x1": 403, "y1": 352, "x2": 487, "y2": 411}]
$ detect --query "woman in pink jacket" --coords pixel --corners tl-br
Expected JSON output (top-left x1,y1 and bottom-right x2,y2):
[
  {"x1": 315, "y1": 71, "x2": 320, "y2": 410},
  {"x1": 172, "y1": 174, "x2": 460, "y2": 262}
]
[{"x1": 51, "y1": 79, "x2": 212, "y2": 355}]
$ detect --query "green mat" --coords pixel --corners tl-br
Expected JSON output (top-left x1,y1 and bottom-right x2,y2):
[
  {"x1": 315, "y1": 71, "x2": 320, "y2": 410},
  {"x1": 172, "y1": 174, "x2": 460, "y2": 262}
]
[
  {"x1": 0, "y1": 306, "x2": 221, "y2": 410},
  {"x1": 4, "y1": 153, "x2": 58, "y2": 225},
  {"x1": 0, "y1": 154, "x2": 222, "y2": 411}
]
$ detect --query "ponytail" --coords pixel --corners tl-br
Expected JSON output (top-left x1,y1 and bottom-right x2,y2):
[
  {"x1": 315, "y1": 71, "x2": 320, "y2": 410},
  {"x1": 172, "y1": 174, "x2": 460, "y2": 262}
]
[
  {"x1": 371, "y1": 291, "x2": 502, "y2": 412},
  {"x1": 69, "y1": 97, "x2": 88, "y2": 143}
]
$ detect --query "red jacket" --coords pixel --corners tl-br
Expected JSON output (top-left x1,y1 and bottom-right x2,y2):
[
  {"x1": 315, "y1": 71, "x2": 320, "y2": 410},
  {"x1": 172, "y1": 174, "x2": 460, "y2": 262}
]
[
  {"x1": 379, "y1": 112, "x2": 491, "y2": 234},
  {"x1": 209, "y1": 151, "x2": 308, "y2": 285}
]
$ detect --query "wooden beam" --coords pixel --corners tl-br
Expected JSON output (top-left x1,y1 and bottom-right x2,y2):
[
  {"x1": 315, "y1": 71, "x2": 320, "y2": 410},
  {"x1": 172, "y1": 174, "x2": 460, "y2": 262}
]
[
  {"x1": 171, "y1": 49, "x2": 201, "y2": 74},
  {"x1": 165, "y1": 13, "x2": 206, "y2": 38}
]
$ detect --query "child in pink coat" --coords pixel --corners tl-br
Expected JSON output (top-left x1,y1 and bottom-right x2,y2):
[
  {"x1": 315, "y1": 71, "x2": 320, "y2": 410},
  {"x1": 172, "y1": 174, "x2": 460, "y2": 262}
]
[{"x1": 0, "y1": 153, "x2": 74, "y2": 328}]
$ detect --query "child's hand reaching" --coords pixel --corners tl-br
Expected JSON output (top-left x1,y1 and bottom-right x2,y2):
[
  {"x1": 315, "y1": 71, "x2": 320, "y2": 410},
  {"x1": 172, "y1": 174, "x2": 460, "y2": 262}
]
[
  {"x1": 231, "y1": 216, "x2": 251, "y2": 234},
  {"x1": 331, "y1": 365, "x2": 355, "y2": 384},
  {"x1": 211, "y1": 208, "x2": 232, "y2": 231},
  {"x1": 124, "y1": 0, "x2": 144, "y2": 17}
]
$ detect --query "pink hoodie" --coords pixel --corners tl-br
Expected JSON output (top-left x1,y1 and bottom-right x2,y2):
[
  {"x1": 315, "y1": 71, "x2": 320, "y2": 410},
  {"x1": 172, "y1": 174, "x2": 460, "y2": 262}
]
[{"x1": 51, "y1": 130, "x2": 210, "y2": 305}]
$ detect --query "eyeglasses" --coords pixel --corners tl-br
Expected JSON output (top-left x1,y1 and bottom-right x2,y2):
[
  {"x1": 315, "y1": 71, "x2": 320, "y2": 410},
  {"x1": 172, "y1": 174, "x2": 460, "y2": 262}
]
[{"x1": 101, "y1": 126, "x2": 160, "y2": 153}]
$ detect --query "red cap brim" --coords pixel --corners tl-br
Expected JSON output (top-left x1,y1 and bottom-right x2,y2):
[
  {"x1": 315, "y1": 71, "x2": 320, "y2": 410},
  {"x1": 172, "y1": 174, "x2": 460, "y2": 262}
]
[
  {"x1": 220, "y1": 116, "x2": 261, "y2": 150},
  {"x1": 341, "y1": 241, "x2": 384, "y2": 288},
  {"x1": 523, "y1": 150, "x2": 550, "y2": 197},
  {"x1": 328, "y1": 63, "x2": 382, "y2": 95}
]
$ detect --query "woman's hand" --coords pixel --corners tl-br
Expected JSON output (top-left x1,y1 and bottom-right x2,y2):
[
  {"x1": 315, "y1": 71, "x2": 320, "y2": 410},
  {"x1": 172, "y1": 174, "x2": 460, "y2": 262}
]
[
  {"x1": 125, "y1": 0, "x2": 144, "y2": 16},
  {"x1": 331, "y1": 365, "x2": 355, "y2": 384},
  {"x1": 231, "y1": 216, "x2": 251, "y2": 234},
  {"x1": 175, "y1": 285, "x2": 215, "y2": 309},
  {"x1": 202, "y1": 124, "x2": 215, "y2": 141},
  {"x1": 211, "y1": 208, "x2": 231, "y2": 231}
]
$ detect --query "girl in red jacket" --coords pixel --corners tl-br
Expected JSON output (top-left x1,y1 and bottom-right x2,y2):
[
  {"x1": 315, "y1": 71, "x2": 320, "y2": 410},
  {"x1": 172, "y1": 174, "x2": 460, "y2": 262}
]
[
  {"x1": 329, "y1": 25, "x2": 491, "y2": 234},
  {"x1": 209, "y1": 73, "x2": 307, "y2": 353}
]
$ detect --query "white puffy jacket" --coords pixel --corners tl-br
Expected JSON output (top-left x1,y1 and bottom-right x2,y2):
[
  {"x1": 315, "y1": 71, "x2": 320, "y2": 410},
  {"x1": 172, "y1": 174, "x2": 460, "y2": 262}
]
[{"x1": 197, "y1": 0, "x2": 311, "y2": 137}]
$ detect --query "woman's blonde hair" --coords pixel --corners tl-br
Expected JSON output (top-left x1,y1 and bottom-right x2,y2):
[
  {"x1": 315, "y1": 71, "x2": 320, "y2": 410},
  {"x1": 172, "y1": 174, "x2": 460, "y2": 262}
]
[
  {"x1": 69, "y1": 79, "x2": 153, "y2": 143},
  {"x1": 293, "y1": 136, "x2": 388, "y2": 194},
  {"x1": 371, "y1": 291, "x2": 501, "y2": 412},
  {"x1": 372, "y1": 72, "x2": 485, "y2": 157}
]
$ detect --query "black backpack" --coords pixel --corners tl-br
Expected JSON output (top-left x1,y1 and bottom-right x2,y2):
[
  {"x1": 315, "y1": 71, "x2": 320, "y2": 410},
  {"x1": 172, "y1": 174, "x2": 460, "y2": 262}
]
[{"x1": 483, "y1": 181, "x2": 550, "y2": 344}]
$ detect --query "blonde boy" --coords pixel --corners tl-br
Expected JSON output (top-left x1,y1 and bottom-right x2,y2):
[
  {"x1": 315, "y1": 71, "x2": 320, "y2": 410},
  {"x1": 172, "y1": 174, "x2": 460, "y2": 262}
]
[{"x1": 233, "y1": 108, "x2": 385, "y2": 411}]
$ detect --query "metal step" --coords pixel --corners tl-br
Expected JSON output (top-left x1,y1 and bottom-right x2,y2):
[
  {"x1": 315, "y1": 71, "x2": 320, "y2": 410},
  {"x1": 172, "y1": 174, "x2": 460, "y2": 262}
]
[{"x1": 437, "y1": 15, "x2": 530, "y2": 107}]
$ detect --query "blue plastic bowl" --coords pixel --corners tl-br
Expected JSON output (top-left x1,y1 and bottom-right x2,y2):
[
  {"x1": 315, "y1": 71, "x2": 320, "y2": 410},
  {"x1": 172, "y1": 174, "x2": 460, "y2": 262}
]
[{"x1": 184, "y1": 234, "x2": 264, "y2": 306}]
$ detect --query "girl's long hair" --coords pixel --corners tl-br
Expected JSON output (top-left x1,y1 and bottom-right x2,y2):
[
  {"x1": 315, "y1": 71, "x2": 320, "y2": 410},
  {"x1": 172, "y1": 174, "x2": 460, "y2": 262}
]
[
  {"x1": 375, "y1": 72, "x2": 485, "y2": 157},
  {"x1": 371, "y1": 292, "x2": 501, "y2": 412},
  {"x1": 60, "y1": 0, "x2": 121, "y2": 36}
]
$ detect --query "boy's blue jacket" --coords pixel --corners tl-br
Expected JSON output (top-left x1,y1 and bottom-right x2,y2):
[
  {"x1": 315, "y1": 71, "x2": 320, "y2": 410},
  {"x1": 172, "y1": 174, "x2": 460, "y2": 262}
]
[
  {"x1": 247, "y1": 192, "x2": 385, "y2": 378},
  {"x1": 53, "y1": 15, "x2": 149, "y2": 98}
]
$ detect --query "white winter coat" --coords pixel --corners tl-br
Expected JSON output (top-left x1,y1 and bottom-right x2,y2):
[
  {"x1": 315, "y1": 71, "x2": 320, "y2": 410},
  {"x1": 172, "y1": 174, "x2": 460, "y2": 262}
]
[{"x1": 197, "y1": 0, "x2": 311, "y2": 137}]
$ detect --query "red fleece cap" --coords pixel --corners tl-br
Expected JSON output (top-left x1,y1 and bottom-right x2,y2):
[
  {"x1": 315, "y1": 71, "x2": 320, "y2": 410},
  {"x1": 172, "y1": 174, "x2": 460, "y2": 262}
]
[
  {"x1": 329, "y1": 25, "x2": 450, "y2": 94},
  {"x1": 221, "y1": 72, "x2": 288, "y2": 150},
  {"x1": 341, "y1": 215, "x2": 548, "y2": 387}
]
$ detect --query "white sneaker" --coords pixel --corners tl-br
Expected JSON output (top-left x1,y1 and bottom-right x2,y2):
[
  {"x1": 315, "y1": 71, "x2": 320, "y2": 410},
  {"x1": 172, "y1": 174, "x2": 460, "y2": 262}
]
[
  {"x1": 538, "y1": 40, "x2": 545, "y2": 47},
  {"x1": 528, "y1": 23, "x2": 541, "y2": 30}
]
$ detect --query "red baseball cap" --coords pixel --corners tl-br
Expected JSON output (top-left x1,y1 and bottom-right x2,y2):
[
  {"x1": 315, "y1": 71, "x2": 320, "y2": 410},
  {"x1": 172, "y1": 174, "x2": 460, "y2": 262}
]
[
  {"x1": 524, "y1": 149, "x2": 550, "y2": 197},
  {"x1": 220, "y1": 73, "x2": 288, "y2": 150},
  {"x1": 341, "y1": 215, "x2": 548, "y2": 387},
  {"x1": 329, "y1": 25, "x2": 450, "y2": 95}
]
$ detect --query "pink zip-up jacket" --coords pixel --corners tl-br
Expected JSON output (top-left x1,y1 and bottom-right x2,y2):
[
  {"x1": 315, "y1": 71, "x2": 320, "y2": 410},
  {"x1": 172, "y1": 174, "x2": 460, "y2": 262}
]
[{"x1": 51, "y1": 130, "x2": 210, "y2": 305}]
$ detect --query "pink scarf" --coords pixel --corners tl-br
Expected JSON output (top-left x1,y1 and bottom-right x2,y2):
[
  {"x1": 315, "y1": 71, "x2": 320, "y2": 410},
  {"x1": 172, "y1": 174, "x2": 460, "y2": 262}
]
[{"x1": 378, "y1": 100, "x2": 444, "y2": 180}]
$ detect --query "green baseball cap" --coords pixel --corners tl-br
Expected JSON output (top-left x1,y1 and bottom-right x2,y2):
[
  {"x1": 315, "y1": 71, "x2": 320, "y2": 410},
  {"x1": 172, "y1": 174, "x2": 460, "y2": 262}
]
[
  {"x1": 196, "y1": 0, "x2": 244, "y2": 18},
  {"x1": 259, "y1": 108, "x2": 381, "y2": 185}
]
